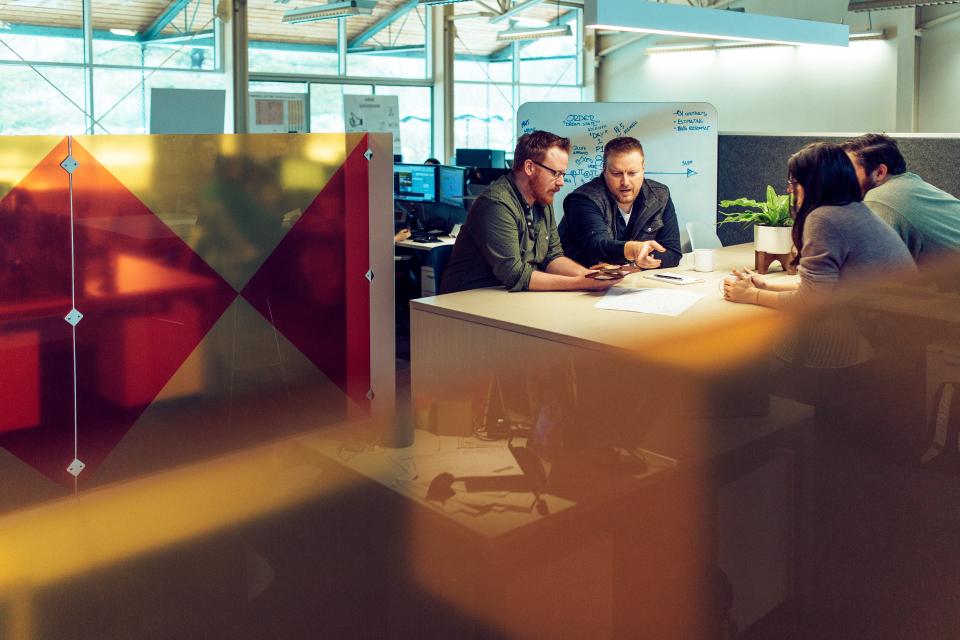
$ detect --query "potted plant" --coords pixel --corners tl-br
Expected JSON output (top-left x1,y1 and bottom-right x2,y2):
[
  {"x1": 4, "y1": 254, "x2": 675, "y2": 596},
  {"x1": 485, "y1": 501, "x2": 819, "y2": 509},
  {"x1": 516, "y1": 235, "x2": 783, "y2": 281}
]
[{"x1": 718, "y1": 185, "x2": 795, "y2": 274}]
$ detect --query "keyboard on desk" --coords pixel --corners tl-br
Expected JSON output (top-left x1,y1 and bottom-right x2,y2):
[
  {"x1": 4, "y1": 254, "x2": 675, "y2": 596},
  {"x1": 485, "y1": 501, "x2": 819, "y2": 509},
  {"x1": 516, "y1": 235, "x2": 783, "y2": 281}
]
[{"x1": 411, "y1": 233, "x2": 439, "y2": 243}]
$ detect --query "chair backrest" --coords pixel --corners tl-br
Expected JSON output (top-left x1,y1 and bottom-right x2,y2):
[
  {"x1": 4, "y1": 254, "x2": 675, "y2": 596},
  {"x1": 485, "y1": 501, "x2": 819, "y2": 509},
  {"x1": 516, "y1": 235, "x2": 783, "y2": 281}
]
[
  {"x1": 686, "y1": 221, "x2": 722, "y2": 251},
  {"x1": 431, "y1": 244, "x2": 455, "y2": 291}
]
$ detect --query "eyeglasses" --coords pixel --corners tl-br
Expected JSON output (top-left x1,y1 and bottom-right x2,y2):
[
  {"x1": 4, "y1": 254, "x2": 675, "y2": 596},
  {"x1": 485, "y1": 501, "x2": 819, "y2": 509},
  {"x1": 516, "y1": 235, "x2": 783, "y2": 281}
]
[{"x1": 531, "y1": 159, "x2": 566, "y2": 182}]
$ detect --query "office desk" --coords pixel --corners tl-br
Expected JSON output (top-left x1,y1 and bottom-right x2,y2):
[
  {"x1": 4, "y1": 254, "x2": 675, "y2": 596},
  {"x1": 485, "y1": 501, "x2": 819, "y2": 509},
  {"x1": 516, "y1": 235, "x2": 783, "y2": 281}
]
[
  {"x1": 408, "y1": 244, "x2": 810, "y2": 633},
  {"x1": 395, "y1": 235, "x2": 456, "y2": 252},
  {"x1": 396, "y1": 235, "x2": 457, "y2": 297},
  {"x1": 409, "y1": 244, "x2": 797, "y2": 435},
  {"x1": 302, "y1": 425, "x2": 685, "y2": 638}
]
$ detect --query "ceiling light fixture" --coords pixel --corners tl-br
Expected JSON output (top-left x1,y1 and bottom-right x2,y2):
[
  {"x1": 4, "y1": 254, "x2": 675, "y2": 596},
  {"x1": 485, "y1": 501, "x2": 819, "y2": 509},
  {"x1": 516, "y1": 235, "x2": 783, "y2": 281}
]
[
  {"x1": 848, "y1": 0, "x2": 960, "y2": 11},
  {"x1": 496, "y1": 23, "x2": 572, "y2": 42},
  {"x1": 419, "y1": 0, "x2": 470, "y2": 5},
  {"x1": 585, "y1": 0, "x2": 850, "y2": 48},
  {"x1": 109, "y1": 28, "x2": 138, "y2": 36},
  {"x1": 848, "y1": 29, "x2": 887, "y2": 40},
  {"x1": 645, "y1": 29, "x2": 887, "y2": 54},
  {"x1": 282, "y1": 0, "x2": 376, "y2": 24}
]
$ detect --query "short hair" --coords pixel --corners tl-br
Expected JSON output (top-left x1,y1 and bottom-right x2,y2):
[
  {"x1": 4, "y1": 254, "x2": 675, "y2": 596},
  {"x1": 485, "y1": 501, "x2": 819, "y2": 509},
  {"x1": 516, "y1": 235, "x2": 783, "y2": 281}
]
[
  {"x1": 513, "y1": 130, "x2": 571, "y2": 173},
  {"x1": 423, "y1": 158, "x2": 440, "y2": 166},
  {"x1": 787, "y1": 142, "x2": 863, "y2": 264},
  {"x1": 603, "y1": 137, "x2": 644, "y2": 167},
  {"x1": 841, "y1": 133, "x2": 907, "y2": 176}
]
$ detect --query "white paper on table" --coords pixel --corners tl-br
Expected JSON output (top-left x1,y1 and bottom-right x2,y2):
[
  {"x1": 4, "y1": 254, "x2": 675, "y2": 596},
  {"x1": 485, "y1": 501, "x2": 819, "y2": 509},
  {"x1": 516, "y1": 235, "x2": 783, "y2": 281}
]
[
  {"x1": 412, "y1": 448, "x2": 520, "y2": 483},
  {"x1": 595, "y1": 286, "x2": 704, "y2": 316}
]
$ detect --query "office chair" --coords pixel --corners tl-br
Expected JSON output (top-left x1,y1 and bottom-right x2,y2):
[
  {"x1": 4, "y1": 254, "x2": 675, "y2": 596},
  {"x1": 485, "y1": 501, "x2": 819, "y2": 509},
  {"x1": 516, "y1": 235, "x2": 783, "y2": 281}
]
[
  {"x1": 686, "y1": 221, "x2": 723, "y2": 251},
  {"x1": 431, "y1": 244, "x2": 454, "y2": 293}
]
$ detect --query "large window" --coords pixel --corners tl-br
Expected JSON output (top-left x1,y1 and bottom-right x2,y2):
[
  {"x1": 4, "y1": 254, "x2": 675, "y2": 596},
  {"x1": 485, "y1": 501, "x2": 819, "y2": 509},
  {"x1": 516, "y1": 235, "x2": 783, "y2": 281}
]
[
  {"x1": 0, "y1": 66, "x2": 86, "y2": 135},
  {"x1": 248, "y1": 1, "x2": 433, "y2": 160},
  {"x1": 0, "y1": 0, "x2": 579, "y2": 157},
  {"x1": 346, "y1": 4, "x2": 428, "y2": 80},
  {"x1": 452, "y1": 3, "x2": 582, "y2": 156},
  {"x1": 248, "y1": 0, "x2": 428, "y2": 79},
  {"x1": 454, "y1": 82, "x2": 514, "y2": 153},
  {"x1": 0, "y1": 0, "x2": 223, "y2": 135}
]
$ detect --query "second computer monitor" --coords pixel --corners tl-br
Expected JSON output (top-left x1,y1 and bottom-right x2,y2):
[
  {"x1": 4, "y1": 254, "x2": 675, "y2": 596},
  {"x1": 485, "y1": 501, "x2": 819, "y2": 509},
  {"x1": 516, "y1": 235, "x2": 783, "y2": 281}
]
[
  {"x1": 394, "y1": 163, "x2": 437, "y2": 203},
  {"x1": 455, "y1": 148, "x2": 506, "y2": 169},
  {"x1": 438, "y1": 165, "x2": 467, "y2": 207}
]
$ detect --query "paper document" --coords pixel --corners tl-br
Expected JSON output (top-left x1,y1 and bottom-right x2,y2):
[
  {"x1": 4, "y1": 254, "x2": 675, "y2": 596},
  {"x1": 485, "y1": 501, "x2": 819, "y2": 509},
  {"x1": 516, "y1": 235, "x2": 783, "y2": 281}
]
[{"x1": 595, "y1": 287, "x2": 704, "y2": 316}]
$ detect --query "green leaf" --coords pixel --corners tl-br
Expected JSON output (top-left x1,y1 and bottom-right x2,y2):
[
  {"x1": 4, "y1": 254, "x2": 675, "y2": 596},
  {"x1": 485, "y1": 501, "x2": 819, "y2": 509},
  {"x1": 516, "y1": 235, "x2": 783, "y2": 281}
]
[
  {"x1": 717, "y1": 185, "x2": 794, "y2": 227},
  {"x1": 719, "y1": 197, "x2": 763, "y2": 210}
]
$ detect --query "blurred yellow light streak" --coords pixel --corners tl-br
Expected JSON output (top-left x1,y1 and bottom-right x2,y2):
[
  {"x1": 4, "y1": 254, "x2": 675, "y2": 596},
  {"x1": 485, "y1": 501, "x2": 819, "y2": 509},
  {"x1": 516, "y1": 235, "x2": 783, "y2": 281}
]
[
  {"x1": 623, "y1": 312, "x2": 795, "y2": 374},
  {"x1": 0, "y1": 432, "x2": 350, "y2": 593}
]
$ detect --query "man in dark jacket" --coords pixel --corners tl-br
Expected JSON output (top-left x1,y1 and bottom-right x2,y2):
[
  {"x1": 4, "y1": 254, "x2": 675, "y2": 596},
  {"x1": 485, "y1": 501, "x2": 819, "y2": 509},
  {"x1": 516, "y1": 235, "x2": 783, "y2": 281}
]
[
  {"x1": 559, "y1": 136, "x2": 682, "y2": 269},
  {"x1": 440, "y1": 131, "x2": 616, "y2": 294}
]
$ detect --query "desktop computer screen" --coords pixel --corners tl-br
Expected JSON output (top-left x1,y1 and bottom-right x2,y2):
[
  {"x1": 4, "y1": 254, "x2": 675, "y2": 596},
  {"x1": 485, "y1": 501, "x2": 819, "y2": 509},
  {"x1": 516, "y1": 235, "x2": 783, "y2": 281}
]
[
  {"x1": 455, "y1": 148, "x2": 506, "y2": 169},
  {"x1": 394, "y1": 164, "x2": 437, "y2": 203},
  {"x1": 437, "y1": 165, "x2": 467, "y2": 207}
]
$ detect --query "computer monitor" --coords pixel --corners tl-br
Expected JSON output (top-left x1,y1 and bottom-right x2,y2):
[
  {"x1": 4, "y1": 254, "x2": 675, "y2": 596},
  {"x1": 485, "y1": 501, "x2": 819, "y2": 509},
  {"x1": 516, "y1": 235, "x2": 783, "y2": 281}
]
[
  {"x1": 437, "y1": 165, "x2": 467, "y2": 207},
  {"x1": 455, "y1": 148, "x2": 506, "y2": 169},
  {"x1": 467, "y1": 167, "x2": 510, "y2": 187},
  {"x1": 394, "y1": 163, "x2": 437, "y2": 203}
]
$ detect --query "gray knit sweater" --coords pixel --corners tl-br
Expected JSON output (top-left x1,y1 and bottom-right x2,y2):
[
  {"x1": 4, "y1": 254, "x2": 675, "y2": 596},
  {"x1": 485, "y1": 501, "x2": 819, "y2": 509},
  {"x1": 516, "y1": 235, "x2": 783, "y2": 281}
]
[{"x1": 776, "y1": 201, "x2": 916, "y2": 308}]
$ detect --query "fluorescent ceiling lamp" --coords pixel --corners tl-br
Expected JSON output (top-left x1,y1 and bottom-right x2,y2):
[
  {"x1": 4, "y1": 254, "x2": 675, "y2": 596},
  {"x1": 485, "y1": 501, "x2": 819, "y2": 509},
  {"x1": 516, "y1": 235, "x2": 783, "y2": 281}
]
[
  {"x1": 848, "y1": 0, "x2": 960, "y2": 10},
  {"x1": 496, "y1": 23, "x2": 572, "y2": 41},
  {"x1": 282, "y1": 0, "x2": 376, "y2": 23},
  {"x1": 848, "y1": 29, "x2": 887, "y2": 40},
  {"x1": 585, "y1": 0, "x2": 850, "y2": 48},
  {"x1": 419, "y1": 0, "x2": 470, "y2": 5},
  {"x1": 109, "y1": 28, "x2": 138, "y2": 36},
  {"x1": 645, "y1": 29, "x2": 887, "y2": 54}
]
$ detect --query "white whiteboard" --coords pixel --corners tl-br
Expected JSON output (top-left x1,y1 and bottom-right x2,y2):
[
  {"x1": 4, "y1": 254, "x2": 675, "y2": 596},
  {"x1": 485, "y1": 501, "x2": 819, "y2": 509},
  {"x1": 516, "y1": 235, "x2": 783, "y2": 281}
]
[{"x1": 517, "y1": 102, "x2": 718, "y2": 250}]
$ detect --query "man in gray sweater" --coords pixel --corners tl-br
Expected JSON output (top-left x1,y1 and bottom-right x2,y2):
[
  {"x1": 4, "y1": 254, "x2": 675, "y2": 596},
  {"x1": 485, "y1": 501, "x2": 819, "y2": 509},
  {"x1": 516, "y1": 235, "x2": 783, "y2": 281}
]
[{"x1": 842, "y1": 133, "x2": 960, "y2": 268}]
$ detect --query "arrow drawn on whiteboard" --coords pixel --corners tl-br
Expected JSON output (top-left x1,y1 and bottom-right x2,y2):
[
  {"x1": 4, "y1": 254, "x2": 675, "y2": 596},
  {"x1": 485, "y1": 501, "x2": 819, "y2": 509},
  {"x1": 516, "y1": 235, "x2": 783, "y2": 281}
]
[{"x1": 647, "y1": 167, "x2": 698, "y2": 178}]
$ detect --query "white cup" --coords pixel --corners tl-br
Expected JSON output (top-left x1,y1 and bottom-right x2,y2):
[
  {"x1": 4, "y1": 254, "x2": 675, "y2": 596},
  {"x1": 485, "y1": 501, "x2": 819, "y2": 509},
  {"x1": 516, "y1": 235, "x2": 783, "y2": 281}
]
[{"x1": 693, "y1": 248, "x2": 715, "y2": 272}]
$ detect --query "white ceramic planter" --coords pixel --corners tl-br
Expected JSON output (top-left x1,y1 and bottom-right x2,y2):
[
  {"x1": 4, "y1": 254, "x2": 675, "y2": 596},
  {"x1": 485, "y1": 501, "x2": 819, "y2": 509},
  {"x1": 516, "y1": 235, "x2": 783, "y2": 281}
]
[{"x1": 754, "y1": 225, "x2": 793, "y2": 254}]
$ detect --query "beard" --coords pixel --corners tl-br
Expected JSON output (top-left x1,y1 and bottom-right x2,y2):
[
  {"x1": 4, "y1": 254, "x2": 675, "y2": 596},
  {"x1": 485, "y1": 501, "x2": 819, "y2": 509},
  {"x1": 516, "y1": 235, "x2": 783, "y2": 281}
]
[{"x1": 536, "y1": 188, "x2": 559, "y2": 206}]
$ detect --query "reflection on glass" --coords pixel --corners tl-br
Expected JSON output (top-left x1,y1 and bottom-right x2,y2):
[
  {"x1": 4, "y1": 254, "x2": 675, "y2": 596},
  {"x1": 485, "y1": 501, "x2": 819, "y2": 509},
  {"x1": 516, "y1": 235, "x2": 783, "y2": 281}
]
[{"x1": 0, "y1": 133, "x2": 371, "y2": 505}]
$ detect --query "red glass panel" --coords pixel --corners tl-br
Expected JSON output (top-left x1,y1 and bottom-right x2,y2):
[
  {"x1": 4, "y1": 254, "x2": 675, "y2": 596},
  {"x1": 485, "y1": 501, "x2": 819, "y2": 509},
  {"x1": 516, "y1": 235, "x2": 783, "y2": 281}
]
[
  {"x1": 0, "y1": 139, "x2": 238, "y2": 485},
  {"x1": 241, "y1": 137, "x2": 371, "y2": 412}
]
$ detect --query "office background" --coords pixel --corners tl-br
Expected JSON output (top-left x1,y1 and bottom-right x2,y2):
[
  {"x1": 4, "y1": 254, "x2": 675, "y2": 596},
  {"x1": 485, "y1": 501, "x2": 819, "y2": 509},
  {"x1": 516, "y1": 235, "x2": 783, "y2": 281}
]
[
  {"x1": 1, "y1": 0, "x2": 958, "y2": 160},
  {"x1": 2, "y1": 2, "x2": 960, "y2": 638}
]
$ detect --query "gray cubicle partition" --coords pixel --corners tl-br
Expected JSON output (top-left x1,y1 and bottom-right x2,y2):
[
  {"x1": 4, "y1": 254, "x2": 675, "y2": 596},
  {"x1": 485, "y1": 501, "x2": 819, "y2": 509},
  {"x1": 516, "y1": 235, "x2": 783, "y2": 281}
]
[{"x1": 717, "y1": 133, "x2": 960, "y2": 246}]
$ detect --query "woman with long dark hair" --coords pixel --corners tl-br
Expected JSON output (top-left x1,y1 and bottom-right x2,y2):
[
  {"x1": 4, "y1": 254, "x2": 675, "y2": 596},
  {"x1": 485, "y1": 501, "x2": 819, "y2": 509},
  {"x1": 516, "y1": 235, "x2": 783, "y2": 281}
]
[{"x1": 723, "y1": 142, "x2": 914, "y2": 308}]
